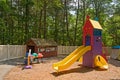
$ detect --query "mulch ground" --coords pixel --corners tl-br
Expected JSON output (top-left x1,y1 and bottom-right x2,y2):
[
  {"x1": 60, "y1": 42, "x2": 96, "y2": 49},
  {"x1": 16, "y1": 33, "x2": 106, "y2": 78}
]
[{"x1": 4, "y1": 55, "x2": 120, "y2": 80}]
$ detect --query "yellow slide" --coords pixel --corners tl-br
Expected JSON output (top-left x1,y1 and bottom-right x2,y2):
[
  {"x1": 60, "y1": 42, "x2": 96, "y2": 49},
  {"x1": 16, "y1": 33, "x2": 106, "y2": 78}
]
[
  {"x1": 53, "y1": 46, "x2": 91, "y2": 72},
  {"x1": 94, "y1": 55, "x2": 108, "y2": 69},
  {"x1": 78, "y1": 56, "x2": 83, "y2": 63}
]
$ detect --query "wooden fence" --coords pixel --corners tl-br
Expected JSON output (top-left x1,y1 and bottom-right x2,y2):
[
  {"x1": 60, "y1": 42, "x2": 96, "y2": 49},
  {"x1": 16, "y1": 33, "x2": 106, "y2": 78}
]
[
  {"x1": 0, "y1": 45, "x2": 26, "y2": 61},
  {"x1": 0, "y1": 45, "x2": 112, "y2": 61},
  {"x1": 58, "y1": 46, "x2": 112, "y2": 56},
  {"x1": 57, "y1": 46, "x2": 79, "y2": 54}
]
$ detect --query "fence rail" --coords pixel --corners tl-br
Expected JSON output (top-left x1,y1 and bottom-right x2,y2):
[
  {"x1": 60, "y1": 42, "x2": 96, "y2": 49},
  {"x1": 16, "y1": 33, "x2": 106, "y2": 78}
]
[{"x1": 0, "y1": 45, "x2": 112, "y2": 61}]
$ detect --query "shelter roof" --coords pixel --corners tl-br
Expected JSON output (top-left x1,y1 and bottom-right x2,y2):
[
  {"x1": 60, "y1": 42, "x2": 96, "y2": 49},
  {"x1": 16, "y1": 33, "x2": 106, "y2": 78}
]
[
  {"x1": 28, "y1": 38, "x2": 57, "y2": 47},
  {"x1": 89, "y1": 19, "x2": 103, "y2": 30}
]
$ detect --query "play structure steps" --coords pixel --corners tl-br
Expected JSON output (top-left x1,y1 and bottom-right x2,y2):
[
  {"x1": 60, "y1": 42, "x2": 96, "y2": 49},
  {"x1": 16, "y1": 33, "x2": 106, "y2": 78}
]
[{"x1": 53, "y1": 46, "x2": 91, "y2": 71}]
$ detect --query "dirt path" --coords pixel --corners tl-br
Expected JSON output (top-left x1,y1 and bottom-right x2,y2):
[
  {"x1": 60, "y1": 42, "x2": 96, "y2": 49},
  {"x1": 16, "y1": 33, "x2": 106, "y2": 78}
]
[
  {"x1": 0, "y1": 65, "x2": 14, "y2": 80},
  {"x1": 0, "y1": 58, "x2": 24, "y2": 80}
]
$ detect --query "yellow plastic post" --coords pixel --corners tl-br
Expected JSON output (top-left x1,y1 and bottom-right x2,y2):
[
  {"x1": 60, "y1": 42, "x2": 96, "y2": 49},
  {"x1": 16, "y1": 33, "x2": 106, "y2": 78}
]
[
  {"x1": 27, "y1": 56, "x2": 30, "y2": 66},
  {"x1": 78, "y1": 56, "x2": 83, "y2": 63}
]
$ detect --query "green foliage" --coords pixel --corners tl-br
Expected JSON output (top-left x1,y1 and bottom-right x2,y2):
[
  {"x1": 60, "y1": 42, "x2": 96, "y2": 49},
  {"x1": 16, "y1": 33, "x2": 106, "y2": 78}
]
[
  {"x1": 105, "y1": 15, "x2": 120, "y2": 46},
  {"x1": 0, "y1": 0, "x2": 119, "y2": 46}
]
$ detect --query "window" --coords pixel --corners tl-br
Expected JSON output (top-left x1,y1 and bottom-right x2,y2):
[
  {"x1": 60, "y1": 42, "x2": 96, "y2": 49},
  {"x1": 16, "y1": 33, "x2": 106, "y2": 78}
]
[
  {"x1": 45, "y1": 47, "x2": 56, "y2": 52},
  {"x1": 40, "y1": 48, "x2": 45, "y2": 52},
  {"x1": 93, "y1": 29, "x2": 101, "y2": 36}
]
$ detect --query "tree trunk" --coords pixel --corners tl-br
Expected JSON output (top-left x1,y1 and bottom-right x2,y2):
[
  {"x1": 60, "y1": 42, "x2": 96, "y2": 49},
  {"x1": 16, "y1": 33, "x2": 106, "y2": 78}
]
[
  {"x1": 54, "y1": 10, "x2": 58, "y2": 43},
  {"x1": 65, "y1": 0, "x2": 71, "y2": 45},
  {"x1": 82, "y1": 0, "x2": 86, "y2": 25},
  {"x1": 43, "y1": 1, "x2": 47, "y2": 39},
  {"x1": 25, "y1": 0, "x2": 29, "y2": 41},
  {"x1": 38, "y1": 9, "x2": 43, "y2": 38},
  {"x1": 74, "y1": 0, "x2": 80, "y2": 46}
]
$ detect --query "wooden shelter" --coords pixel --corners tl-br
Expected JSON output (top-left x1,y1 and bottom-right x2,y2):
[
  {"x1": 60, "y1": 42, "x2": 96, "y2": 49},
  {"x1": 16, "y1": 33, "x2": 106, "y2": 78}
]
[{"x1": 26, "y1": 38, "x2": 57, "y2": 58}]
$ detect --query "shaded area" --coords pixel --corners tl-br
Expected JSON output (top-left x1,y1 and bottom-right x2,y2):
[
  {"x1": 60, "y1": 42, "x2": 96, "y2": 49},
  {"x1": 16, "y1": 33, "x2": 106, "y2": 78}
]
[
  {"x1": 108, "y1": 58, "x2": 120, "y2": 67},
  {"x1": 1, "y1": 54, "x2": 120, "y2": 67},
  {"x1": 0, "y1": 54, "x2": 67, "y2": 66},
  {"x1": 0, "y1": 58, "x2": 24, "y2": 66},
  {"x1": 51, "y1": 66, "x2": 93, "y2": 77},
  {"x1": 51, "y1": 65, "x2": 108, "y2": 77}
]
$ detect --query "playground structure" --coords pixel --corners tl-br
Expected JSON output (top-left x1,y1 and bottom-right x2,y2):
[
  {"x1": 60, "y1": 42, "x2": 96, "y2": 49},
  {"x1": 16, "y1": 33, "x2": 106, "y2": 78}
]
[
  {"x1": 24, "y1": 49, "x2": 43, "y2": 69},
  {"x1": 53, "y1": 16, "x2": 108, "y2": 72}
]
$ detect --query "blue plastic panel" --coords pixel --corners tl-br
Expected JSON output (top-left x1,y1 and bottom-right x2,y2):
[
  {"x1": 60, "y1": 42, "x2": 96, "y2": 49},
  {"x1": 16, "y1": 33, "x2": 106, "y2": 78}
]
[
  {"x1": 112, "y1": 46, "x2": 120, "y2": 49},
  {"x1": 93, "y1": 29, "x2": 101, "y2": 36}
]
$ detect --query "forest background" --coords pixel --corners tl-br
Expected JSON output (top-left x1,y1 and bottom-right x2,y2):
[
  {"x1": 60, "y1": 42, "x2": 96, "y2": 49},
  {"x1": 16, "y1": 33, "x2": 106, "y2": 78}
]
[{"x1": 0, "y1": 0, "x2": 120, "y2": 46}]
